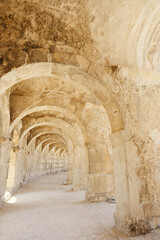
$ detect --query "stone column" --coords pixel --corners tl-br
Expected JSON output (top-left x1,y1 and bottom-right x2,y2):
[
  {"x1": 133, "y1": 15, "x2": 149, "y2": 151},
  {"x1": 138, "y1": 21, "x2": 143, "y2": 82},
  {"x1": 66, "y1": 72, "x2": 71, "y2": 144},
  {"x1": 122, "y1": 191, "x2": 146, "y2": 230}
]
[
  {"x1": 72, "y1": 145, "x2": 88, "y2": 191},
  {"x1": 60, "y1": 151, "x2": 68, "y2": 172},
  {"x1": 110, "y1": 130, "x2": 145, "y2": 235},
  {"x1": 6, "y1": 147, "x2": 25, "y2": 194},
  {"x1": 0, "y1": 140, "x2": 11, "y2": 204},
  {"x1": 6, "y1": 147, "x2": 18, "y2": 192},
  {"x1": 109, "y1": 68, "x2": 160, "y2": 235},
  {"x1": 49, "y1": 148, "x2": 56, "y2": 173},
  {"x1": 46, "y1": 152, "x2": 52, "y2": 174},
  {"x1": 41, "y1": 146, "x2": 49, "y2": 175},
  {"x1": 85, "y1": 142, "x2": 114, "y2": 202},
  {"x1": 63, "y1": 152, "x2": 69, "y2": 171},
  {"x1": 15, "y1": 148, "x2": 26, "y2": 186},
  {"x1": 55, "y1": 149, "x2": 61, "y2": 172},
  {"x1": 0, "y1": 92, "x2": 10, "y2": 205},
  {"x1": 67, "y1": 151, "x2": 74, "y2": 185},
  {"x1": 110, "y1": 127, "x2": 160, "y2": 235},
  {"x1": 34, "y1": 147, "x2": 43, "y2": 177},
  {"x1": 38, "y1": 154, "x2": 43, "y2": 176},
  {"x1": 81, "y1": 102, "x2": 114, "y2": 202}
]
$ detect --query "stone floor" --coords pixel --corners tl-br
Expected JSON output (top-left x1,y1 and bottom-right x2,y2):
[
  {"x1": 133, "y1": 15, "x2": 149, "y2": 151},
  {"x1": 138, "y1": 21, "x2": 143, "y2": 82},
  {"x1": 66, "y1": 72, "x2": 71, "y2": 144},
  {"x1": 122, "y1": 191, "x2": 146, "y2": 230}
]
[{"x1": 0, "y1": 173, "x2": 160, "y2": 240}]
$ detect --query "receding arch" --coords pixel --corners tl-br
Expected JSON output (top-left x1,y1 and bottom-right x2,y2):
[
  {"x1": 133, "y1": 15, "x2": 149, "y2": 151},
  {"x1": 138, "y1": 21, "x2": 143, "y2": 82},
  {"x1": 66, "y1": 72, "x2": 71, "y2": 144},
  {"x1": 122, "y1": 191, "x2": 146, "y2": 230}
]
[
  {"x1": 2, "y1": 63, "x2": 123, "y2": 132},
  {"x1": 42, "y1": 140, "x2": 65, "y2": 153},
  {"x1": 35, "y1": 134, "x2": 66, "y2": 151},
  {"x1": 18, "y1": 119, "x2": 88, "y2": 191},
  {"x1": 42, "y1": 142, "x2": 66, "y2": 154},
  {"x1": 36, "y1": 139, "x2": 64, "y2": 153},
  {"x1": 27, "y1": 126, "x2": 70, "y2": 147},
  {"x1": 9, "y1": 76, "x2": 101, "y2": 123},
  {"x1": 10, "y1": 106, "x2": 87, "y2": 143}
]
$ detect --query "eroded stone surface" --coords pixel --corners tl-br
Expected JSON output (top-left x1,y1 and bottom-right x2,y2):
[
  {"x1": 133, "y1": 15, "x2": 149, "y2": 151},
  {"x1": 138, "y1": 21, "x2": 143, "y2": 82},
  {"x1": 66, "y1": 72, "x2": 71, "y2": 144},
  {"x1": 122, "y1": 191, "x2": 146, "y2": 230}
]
[{"x1": 0, "y1": 0, "x2": 160, "y2": 237}]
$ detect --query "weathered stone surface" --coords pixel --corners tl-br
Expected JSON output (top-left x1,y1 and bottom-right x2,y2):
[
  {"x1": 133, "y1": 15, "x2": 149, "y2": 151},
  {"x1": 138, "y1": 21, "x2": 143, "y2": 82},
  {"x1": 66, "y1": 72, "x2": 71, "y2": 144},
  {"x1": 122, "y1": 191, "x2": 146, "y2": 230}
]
[{"x1": 1, "y1": 0, "x2": 160, "y2": 238}]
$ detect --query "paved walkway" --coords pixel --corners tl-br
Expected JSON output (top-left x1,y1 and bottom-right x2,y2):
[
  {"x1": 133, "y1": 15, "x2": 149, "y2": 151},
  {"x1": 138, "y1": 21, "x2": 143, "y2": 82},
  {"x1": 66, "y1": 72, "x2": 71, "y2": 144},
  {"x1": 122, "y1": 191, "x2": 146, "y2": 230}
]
[{"x1": 0, "y1": 173, "x2": 160, "y2": 240}]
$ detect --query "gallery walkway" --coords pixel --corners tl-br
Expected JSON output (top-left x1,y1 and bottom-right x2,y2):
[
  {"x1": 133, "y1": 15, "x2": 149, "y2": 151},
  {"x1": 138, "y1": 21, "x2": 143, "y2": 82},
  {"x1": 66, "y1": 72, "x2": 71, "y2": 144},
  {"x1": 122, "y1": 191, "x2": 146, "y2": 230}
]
[{"x1": 0, "y1": 173, "x2": 160, "y2": 240}]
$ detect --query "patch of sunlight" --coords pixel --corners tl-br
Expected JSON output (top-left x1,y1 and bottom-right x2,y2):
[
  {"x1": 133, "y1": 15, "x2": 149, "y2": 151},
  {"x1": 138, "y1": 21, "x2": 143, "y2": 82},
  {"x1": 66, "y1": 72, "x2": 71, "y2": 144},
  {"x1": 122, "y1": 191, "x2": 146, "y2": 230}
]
[
  {"x1": 7, "y1": 196, "x2": 17, "y2": 204},
  {"x1": 4, "y1": 191, "x2": 17, "y2": 204}
]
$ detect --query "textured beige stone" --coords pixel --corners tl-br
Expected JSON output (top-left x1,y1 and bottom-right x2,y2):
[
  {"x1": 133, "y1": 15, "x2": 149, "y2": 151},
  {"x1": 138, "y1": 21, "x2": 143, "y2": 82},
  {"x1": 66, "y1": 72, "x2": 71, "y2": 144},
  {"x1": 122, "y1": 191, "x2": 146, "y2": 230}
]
[{"x1": 0, "y1": 0, "x2": 160, "y2": 237}]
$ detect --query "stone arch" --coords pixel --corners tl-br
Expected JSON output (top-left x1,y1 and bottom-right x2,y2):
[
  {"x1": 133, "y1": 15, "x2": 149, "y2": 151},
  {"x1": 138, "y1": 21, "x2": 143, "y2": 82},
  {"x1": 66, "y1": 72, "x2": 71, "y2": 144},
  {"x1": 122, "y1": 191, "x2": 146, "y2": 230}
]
[
  {"x1": 27, "y1": 126, "x2": 70, "y2": 147},
  {"x1": 38, "y1": 141, "x2": 65, "y2": 153},
  {"x1": 42, "y1": 142, "x2": 65, "y2": 154},
  {"x1": 47, "y1": 144, "x2": 69, "y2": 173},
  {"x1": 35, "y1": 134, "x2": 66, "y2": 151},
  {"x1": 126, "y1": 1, "x2": 160, "y2": 71},
  {"x1": 9, "y1": 75, "x2": 101, "y2": 123},
  {"x1": 18, "y1": 117, "x2": 88, "y2": 191},
  {"x1": 40, "y1": 140, "x2": 67, "y2": 174},
  {"x1": 23, "y1": 123, "x2": 74, "y2": 181},
  {"x1": 1, "y1": 62, "x2": 125, "y2": 232},
  {"x1": 27, "y1": 127, "x2": 69, "y2": 154},
  {"x1": 10, "y1": 106, "x2": 87, "y2": 141},
  {"x1": 1, "y1": 63, "x2": 123, "y2": 133},
  {"x1": 10, "y1": 101, "x2": 114, "y2": 199}
]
